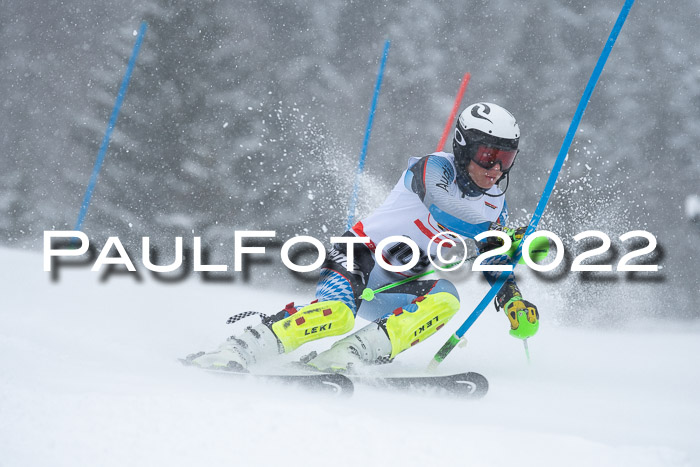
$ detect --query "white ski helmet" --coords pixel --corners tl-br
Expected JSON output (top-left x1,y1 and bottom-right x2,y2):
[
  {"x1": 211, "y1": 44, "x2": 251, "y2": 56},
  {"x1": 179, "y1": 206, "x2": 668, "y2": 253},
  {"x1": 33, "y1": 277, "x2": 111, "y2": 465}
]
[{"x1": 453, "y1": 102, "x2": 520, "y2": 194}]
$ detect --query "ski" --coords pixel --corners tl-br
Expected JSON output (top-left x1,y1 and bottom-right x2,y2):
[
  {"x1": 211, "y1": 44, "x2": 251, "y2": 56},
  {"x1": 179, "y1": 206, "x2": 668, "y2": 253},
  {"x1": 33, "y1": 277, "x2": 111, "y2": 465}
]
[
  {"x1": 181, "y1": 359, "x2": 354, "y2": 396},
  {"x1": 213, "y1": 372, "x2": 355, "y2": 397},
  {"x1": 350, "y1": 371, "x2": 488, "y2": 398},
  {"x1": 182, "y1": 357, "x2": 484, "y2": 398}
]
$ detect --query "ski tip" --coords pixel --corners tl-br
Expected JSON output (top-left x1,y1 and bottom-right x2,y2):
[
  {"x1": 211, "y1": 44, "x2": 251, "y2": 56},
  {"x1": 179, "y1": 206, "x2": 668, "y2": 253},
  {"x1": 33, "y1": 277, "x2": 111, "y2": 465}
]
[
  {"x1": 461, "y1": 372, "x2": 489, "y2": 398},
  {"x1": 319, "y1": 373, "x2": 355, "y2": 397}
]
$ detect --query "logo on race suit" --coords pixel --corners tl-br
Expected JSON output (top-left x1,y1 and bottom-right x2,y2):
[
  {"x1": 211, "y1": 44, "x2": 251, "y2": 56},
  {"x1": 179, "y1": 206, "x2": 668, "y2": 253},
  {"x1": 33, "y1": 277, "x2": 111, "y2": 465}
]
[
  {"x1": 484, "y1": 201, "x2": 498, "y2": 209},
  {"x1": 436, "y1": 164, "x2": 452, "y2": 192},
  {"x1": 428, "y1": 214, "x2": 459, "y2": 238},
  {"x1": 327, "y1": 248, "x2": 361, "y2": 279}
]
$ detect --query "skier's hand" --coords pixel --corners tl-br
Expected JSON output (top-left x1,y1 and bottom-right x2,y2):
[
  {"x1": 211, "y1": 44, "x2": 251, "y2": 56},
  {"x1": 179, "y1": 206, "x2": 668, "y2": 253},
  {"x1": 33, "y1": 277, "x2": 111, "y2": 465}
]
[
  {"x1": 502, "y1": 297, "x2": 539, "y2": 339},
  {"x1": 477, "y1": 224, "x2": 527, "y2": 254},
  {"x1": 478, "y1": 225, "x2": 551, "y2": 266}
]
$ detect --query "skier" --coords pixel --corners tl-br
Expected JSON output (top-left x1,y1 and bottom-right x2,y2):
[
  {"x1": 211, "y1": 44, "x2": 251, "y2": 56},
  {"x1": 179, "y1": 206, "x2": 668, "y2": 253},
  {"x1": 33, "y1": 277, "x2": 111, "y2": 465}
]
[{"x1": 186, "y1": 102, "x2": 539, "y2": 372}]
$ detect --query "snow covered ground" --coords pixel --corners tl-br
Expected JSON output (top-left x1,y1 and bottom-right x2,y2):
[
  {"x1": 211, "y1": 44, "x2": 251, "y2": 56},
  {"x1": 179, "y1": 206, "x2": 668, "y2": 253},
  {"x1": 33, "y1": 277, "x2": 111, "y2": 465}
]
[{"x1": 1, "y1": 247, "x2": 698, "y2": 467}]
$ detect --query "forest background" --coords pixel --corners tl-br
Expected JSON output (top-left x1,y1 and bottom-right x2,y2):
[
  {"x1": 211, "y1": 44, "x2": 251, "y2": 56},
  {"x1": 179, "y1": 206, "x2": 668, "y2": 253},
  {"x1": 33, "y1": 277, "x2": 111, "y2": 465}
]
[{"x1": 2, "y1": 0, "x2": 698, "y2": 318}]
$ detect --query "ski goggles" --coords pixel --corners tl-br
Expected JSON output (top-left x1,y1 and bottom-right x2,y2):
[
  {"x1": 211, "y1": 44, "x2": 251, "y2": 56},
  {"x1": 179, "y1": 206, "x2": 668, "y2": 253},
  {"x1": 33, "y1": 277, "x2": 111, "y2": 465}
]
[{"x1": 471, "y1": 145, "x2": 518, "y2": 171}]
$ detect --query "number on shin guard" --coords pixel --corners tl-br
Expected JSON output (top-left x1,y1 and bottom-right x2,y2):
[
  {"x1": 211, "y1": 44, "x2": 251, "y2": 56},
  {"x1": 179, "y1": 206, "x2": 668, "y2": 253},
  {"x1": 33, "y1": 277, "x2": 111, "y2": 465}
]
[{"x1": 270, "y1": 300, "x2": 355, "y2": 353}]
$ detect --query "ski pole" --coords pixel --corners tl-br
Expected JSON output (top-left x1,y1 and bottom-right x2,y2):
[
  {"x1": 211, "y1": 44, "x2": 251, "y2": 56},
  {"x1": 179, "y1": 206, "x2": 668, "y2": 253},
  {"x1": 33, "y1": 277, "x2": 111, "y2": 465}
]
[
  {"x1": 436, "y1": 72, "x2": 471, "y2": 152},
  {"x1": 523, "y1": 339, "x2": 531, "y2": 365},
  {"x1": 428, "y1": 0, "x2": 636, "y2": 370},
  {"x1": 347, "y1": 40, "x2": 390, "y2": 230},
  {"x1": 361, "y1": 234, "x2": 549, "y2": 300},
  {"x1": 360, "y1": 256, "x2": 476, "y2": 301}
]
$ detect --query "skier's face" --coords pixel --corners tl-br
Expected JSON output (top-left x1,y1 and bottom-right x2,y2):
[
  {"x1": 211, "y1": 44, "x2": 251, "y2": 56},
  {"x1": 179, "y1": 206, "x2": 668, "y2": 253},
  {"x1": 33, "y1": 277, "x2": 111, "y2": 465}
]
[{"x1": 467, "y1": 160, "x2": 503, "y2": 189}]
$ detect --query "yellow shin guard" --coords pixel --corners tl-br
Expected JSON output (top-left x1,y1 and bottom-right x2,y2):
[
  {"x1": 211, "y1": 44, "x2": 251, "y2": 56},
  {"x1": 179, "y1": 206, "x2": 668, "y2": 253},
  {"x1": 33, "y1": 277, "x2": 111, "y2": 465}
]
[
  {"x1": 384, "y1": 292, "x2": 460, "y2": 359},
  {"x1": 271, "y1": 300, "x2": 355, "y2": 353}
]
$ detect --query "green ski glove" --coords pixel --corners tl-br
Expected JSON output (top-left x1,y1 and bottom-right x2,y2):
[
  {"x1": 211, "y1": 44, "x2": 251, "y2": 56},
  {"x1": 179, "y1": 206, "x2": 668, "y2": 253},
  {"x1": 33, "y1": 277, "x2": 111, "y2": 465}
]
[
  {"x1": 480, "y1": 224, "x2": 550, "y2": 264},
  {"x1": 502, "y1": 297, "x2": 539, "y2": 340}
]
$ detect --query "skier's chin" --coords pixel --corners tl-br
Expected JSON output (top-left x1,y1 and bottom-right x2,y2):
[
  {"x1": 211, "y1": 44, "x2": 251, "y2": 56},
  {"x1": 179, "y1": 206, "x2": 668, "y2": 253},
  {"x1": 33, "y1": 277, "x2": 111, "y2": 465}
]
[{"x1": 475, "y1": 179, "x2": 496, "y2": 190}]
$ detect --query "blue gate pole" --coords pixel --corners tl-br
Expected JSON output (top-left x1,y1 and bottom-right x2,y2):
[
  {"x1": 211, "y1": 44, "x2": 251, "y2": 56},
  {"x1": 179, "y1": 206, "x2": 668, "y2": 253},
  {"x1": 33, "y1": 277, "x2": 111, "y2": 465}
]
[
  {"x1": 74, "y1": 21, "x2": 147, "y2": 232},
  {"x1": 429, "y1": 0, "x2": 636, "y2": 368},
  {"x1": 346, "y1": 39, "x2": 390, "y2": 230}
]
